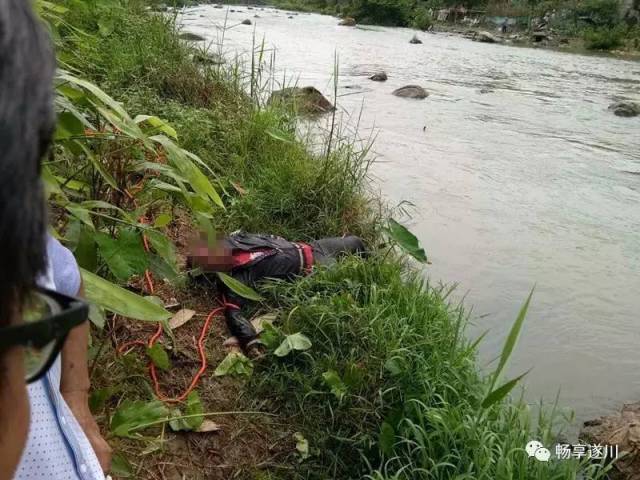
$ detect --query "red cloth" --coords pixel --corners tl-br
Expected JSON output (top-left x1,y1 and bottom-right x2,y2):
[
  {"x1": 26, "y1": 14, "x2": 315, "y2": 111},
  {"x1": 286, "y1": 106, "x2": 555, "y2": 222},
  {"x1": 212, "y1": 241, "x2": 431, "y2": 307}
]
[
  {"x1": 296, "y1": 242, "x2": 314, "y2": 275},
  {"x1": 232, "y1": 248, "x2": 273, "y2": 268}
]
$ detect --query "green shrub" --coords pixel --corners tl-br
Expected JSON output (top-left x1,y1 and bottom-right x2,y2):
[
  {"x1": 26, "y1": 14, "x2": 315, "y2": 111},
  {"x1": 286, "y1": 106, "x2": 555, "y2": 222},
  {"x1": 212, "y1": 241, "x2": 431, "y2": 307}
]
[
  {"x1": 411, "y1": 6, "x2": 433, "y2": 30},
  {"x1": 576, "y1": 0, "x2": 621, "y2": 26},
  {"x1": 346, "y1": 0, "x2": 414, "y2": 26},
  {"x1": 583, "y1": 25, "x2": 627, "y2": 49}
]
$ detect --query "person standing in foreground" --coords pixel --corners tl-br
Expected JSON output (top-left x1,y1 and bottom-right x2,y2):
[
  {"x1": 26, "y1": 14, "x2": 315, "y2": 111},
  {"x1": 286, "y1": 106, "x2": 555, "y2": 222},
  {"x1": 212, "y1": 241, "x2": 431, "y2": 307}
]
[{"x1": 0, "y1": 1, "x2": 109, "y2": 478}]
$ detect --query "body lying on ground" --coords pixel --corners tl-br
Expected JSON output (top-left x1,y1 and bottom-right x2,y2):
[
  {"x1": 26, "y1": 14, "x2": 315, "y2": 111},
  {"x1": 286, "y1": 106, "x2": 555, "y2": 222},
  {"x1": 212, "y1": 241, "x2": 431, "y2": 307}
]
[{"x1": 188, "y1": 232, "x2": 367, "y2": 352}]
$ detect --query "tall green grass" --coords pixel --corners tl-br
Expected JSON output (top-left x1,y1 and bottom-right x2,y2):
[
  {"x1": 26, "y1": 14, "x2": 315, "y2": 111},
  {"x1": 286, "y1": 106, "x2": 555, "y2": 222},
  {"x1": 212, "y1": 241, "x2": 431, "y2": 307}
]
[
  {"x1": 253, "y1": 258, "x2": 608, "y2": 479},
  {"x1": 55, "y1": 2, "x2": 607, "y2": 479}
]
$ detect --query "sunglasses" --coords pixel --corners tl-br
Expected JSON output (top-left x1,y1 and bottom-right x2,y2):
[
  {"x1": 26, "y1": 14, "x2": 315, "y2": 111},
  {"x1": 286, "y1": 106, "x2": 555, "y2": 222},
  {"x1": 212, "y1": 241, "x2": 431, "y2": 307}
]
[{"x1": 0, "y1": 288, "x2": 89, "y2": 383}]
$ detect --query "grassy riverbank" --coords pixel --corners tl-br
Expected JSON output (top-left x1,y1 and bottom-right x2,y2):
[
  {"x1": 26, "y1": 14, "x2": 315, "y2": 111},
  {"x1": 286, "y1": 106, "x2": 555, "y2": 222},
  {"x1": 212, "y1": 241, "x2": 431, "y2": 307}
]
[{"x1": 48, "y1": 1, "x2": 610, "y2": 478}]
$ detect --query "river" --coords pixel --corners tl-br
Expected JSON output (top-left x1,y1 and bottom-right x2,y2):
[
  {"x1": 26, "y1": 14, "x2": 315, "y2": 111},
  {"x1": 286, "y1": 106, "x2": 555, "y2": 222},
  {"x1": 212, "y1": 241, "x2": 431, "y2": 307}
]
[{"x1": 178, "y1": 5, "x2": 640, "y2": 424}]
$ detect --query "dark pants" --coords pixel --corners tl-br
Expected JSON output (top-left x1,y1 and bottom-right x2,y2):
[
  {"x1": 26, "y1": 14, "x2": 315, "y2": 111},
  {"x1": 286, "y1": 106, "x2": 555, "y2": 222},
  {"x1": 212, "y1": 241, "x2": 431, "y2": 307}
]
[{"x1": 224, "y1": 236, "x2": 366, "y2": 347}]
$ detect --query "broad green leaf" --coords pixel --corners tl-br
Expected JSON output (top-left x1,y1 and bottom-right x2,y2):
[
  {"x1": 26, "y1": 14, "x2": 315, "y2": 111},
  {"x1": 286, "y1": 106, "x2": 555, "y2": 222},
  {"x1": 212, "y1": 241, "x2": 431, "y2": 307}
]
[
  {"x1": 134, "y1": 115, "x2": 178, "y2": 139},
  {"x1": 217, "y1": 273, "x2": 263, "y2": 302},
  {"x1": 385, "y1": 219, "x2": 427, "y2": 263},
  {"x1": 66, "y1": 204, "x2": 94, "y2": 229},
  {"x1": 89, "y1": 387, "x2": 115, "y2": 413},
  {"x1": 148, "y1": 254, "x2": 181, "y2": 285},
  {"x1": 154, "y1": 213, "x2": 172, "y2": 228},
  {"x1": 54, "y1": 175, "x2": 88, "y2": 192},
  {"x1": 185, "y1": 391, "x2": 204, "y2": 430},
  {"x1": 145, "y1": 229, "x2": 178, "y2": 268},
  {"x1": 88, "y1": 303, "x2": 106, "y2": 329},
  {"x1": 151, "y1": 135, "x2": 224, "y2": 209},
  {"x1": 110, "y1": 400, "x2": 169, "y2": 437},
  {"x1": 81, "y1": 269, "x2": 171, "y2": 321},
  {"x1": 146, "y1": 344, "x2": 171, "y2": 371},
  {"x1": 54, "y1": 92, "x2": 94, "y2": 130},
  {"x1": 294, "y1": 432, "x2": 309, "y2": 460},
  {"x1": 42, "y1": 165, "x2": 64, "y2": 199},
  {"x1": 168, "y1": 408, "x2": 186, "y2": 432},
  {"x1": 482, "y1": 371, "x2": 529, "y2": 409},
  {"x1": 491, "y1": 288, "x2": 534, "y2": 391},
  {"x1": 274, "y1": 333, "x2": 312, "y2": 357},
  {"x1": 214, "y1": 352, "x2": 253, "y2": 377},
  {"x1": 168, "y1": 392, "x2": 203, "y2": 431},
  {"x1": 55, "y1": 111, "x2": 84, "y2": 140},
  {"x1": 74, "y1": 226, "x2": 98, "y2": 272},
  {"x1": 260, "y1": 322, "x2": 282, "y2": 349},
  {"x1": 59, "y1": 71, "x2": 129, "y2": 118},
  {"x1": 96, "y1": 106, "x2": 147, "y2": 144},
  {"x1": 95, "y1": 229, "x2": 148, "y2": 281},
  {"x1": 148, "y1": 179, "x2": 183, "y2": 194},
  {"x1": 56, "y1": 84, "x2": 85, "y2": 101},
  {"x1": 322, "y1": 370, "x2": 347, "y2": 400},
  {"x1": 110, "y1": 452, "x2": 134, "y2": 478},
  {"x1": 379, "y1": 422, "x2": 396, "y2": 457}
]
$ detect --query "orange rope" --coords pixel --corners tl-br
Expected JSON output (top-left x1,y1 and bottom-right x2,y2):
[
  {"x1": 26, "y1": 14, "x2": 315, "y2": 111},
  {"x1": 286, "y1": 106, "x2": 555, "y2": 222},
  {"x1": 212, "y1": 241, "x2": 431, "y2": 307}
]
[{"x1": 114, "y1": 187, "x2": 225, "y2": 404}]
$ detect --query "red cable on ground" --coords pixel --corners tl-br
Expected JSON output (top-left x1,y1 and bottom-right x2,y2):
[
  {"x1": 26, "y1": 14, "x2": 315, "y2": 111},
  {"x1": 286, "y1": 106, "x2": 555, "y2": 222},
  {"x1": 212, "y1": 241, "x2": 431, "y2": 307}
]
[{"x1": 114, "y1": 187, "x2": 226, "y2": 404}]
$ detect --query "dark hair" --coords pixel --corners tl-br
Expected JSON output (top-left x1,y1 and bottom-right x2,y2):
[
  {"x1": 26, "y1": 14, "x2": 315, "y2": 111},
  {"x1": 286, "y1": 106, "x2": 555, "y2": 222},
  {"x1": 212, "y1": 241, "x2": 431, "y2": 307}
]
[{"x1": 0, "y1": 0, "x2": 56, "y2": 325}]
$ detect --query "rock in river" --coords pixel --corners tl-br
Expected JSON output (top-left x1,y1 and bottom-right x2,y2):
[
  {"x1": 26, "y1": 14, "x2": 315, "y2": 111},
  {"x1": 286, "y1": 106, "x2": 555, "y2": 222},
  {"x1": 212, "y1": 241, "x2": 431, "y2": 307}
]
[
  {"x1": 581, "y1": 402, "x2": 640, "y2": 480},
  {"x1": 339, "y1": 17, "x2": 356, "y2": 26},
  {"x1": 609, "y1": 101, "x2": 640, "y2": 117},
  {"x1": 269, "y1": 86, "x2": 335, "y2": 114},
  {"x1": 370, "y1": 72, "x2": 388, "y2": 82},
  {"x1": 178, "y1": 32, "x2": 205, "y2": 42},
  {"x1": 475, "y1": 31, "x2": 501, "y2": 43},
  {"x1": 241, "y1": 19, "x2": 252, "y2": 25},
  {"x1": 392, "y1": 85, "x2": 429, "y2": 99},
  {"x1": 409, "y1": 34, "x2": 423, "y2": 44}
]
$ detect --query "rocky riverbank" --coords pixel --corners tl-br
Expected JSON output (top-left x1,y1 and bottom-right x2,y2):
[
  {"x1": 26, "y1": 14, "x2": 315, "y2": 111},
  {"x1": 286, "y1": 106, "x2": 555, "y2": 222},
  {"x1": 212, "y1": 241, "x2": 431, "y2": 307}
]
[{"x1": 427, "y1": 22, "x2": 640, "y2": 57}]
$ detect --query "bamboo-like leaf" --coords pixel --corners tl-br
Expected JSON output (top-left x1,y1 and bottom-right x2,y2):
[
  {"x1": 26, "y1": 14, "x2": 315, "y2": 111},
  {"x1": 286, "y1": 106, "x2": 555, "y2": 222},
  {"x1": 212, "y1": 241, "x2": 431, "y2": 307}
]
[
  {"x1": 134, "y1": 115, "x2": 178, "y2": 139},
  {"x1": 151, "y1": 135, "x2": 224, "y2": 209},
  {"x1": 81, "y1": 269, "x2": 171, "y2": 321},
  {"x1": 490, "y1": 288, "x2": 534, "y2": 390},
  {"x1": 75, "y1": 141, "x2": 118, "y2": 189},
  {"x1": 58, "y1": 71, "x2": 129, "y2": 118},
  {"x1": 482, "y1": 371, "x2": 529, "y2": 409},
  {"x1": 217, "y1": 272, "x2": 263, "y2": 301}
]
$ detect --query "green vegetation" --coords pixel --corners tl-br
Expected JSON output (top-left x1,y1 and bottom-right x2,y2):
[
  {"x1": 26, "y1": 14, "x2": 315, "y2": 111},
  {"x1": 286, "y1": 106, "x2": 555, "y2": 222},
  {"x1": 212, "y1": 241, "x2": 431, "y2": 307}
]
[
  {"x1": 274, "y1": 0, "x2": 639, "y2": 51},
  {"x1": 44, "y1": 0, "x2": 612, "y2": 478},
  {"x1": 583, "y1": 24, "x2": 627, "y2": 49}
]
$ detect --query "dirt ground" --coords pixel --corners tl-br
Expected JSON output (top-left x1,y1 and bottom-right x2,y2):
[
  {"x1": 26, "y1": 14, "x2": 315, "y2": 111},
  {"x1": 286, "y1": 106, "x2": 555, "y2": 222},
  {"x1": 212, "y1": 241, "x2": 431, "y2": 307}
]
[{"x1": 90, "y1": 215, "x2": 296, "y2": 479}]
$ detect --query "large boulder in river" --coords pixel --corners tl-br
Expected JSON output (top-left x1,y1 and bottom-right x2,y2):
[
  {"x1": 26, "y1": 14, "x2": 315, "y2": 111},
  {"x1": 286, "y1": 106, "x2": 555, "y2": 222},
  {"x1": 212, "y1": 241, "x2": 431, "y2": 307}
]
[
  {"x1": 269, "y1": 86, "x2": 335, "y2": 114},
  {"x1": 581, "y1": 402, "x2": 640, "y2": 480},
  {"x1": 392, "y1": 85, "x2": 429, "y2": 99},
  {"x1": 475, "y1": 31, "x2": 501, "y2": 43},
  {"x1": 609, "y1": 101, "x2": 640, "y2": 117},
  {"x1": 370, "y1": 72, "x2": 388, "y2": 82},
  {"x1": 241, "y1": 18, "x2": 252, "y2": 25},
  {"x1": 339, "y1": 17, "x2": 356, "y2": 26},
  {"x1": 179, "y1": 32, "x2": 206, "y2": 42},
  {"x1": 409, "y1": 34, "x2": 423, "y2": 44}
]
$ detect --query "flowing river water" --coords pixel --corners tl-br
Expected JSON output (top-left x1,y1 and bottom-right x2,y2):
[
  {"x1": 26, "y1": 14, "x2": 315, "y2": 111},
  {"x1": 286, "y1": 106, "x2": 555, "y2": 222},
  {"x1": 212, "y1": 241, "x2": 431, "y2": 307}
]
[{"x1": 178, "y1": 5, "x2": 640, "y2": 425}]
